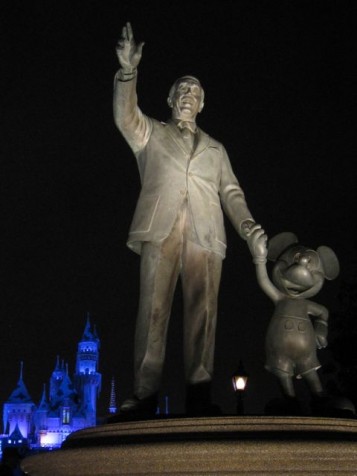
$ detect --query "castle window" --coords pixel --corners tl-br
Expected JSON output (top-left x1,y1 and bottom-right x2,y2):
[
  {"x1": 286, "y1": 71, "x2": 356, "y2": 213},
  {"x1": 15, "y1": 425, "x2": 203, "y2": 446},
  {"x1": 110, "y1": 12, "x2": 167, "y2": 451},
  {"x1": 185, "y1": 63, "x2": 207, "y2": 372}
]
[{"x1": 62, "y1": 407, "x2": 70, "y2": 425}]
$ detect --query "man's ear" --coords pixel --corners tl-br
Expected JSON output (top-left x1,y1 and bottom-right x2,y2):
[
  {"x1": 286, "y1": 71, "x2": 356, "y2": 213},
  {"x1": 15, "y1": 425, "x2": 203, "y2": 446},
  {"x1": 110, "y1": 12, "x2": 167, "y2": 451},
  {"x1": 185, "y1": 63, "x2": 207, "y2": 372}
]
[
  {"x1": 167, "y1": 97, "x2": 173, "y2": 108},
  {"x1": 198, "y1": 101, "x2": 204, "y2": 113}
]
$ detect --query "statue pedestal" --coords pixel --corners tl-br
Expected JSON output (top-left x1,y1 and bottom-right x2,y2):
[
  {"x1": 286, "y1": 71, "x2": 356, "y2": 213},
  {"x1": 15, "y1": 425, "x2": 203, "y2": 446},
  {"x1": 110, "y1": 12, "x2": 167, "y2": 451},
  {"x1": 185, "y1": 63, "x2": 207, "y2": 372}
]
[{"x1": 22, "y1": 416, "x2": 357, "y2": 475}]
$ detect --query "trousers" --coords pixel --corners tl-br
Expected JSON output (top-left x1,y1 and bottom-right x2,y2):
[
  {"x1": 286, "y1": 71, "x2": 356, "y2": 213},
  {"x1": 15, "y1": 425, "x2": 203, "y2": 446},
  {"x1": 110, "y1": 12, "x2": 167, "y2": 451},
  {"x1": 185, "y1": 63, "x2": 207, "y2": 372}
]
[{"x1": 133, "y1": 203, "x2": 223, "y2": 399}]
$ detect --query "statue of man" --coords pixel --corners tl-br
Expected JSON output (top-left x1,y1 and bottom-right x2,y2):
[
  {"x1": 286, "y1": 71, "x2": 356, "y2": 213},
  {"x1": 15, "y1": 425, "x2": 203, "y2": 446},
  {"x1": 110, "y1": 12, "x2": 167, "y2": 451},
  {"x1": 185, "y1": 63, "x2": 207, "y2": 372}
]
[{"x1": 114, "y1": 22, "x2": 263, "y2": 416}]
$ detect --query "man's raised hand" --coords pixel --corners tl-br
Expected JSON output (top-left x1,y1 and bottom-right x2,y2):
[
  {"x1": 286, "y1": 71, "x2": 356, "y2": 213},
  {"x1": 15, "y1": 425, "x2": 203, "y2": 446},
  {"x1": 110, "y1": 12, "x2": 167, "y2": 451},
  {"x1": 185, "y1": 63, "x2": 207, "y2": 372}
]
[{"x1": 116, "y1": 22, "x2": 144, "y2": 72}]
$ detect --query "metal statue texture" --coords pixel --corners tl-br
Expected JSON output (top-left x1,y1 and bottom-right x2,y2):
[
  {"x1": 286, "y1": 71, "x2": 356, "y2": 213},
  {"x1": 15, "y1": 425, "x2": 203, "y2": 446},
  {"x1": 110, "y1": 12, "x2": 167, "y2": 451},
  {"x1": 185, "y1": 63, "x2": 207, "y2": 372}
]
[
  {"x1": 113, "y1": 23, "x2": 263, "y2": 416},
  {"x1": 249, "y1": 229, "x2": 340, "y2": 411}
]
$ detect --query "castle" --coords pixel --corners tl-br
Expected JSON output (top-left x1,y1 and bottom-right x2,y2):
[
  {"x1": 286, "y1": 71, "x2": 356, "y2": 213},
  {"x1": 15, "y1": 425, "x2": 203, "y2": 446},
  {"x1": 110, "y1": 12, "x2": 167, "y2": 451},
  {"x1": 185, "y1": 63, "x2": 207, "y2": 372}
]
[{"x1": 1, "y1": 315, "x2": 102, "y2": 453}]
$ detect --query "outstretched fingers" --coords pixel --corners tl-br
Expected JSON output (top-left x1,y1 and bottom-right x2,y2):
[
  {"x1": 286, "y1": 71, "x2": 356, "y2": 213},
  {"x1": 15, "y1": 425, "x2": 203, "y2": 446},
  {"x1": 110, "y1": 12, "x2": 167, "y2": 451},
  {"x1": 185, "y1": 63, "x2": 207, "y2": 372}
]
[
  {"x1": 126, "y1": 22, "x2": 133, "y2": 41},
  {"x1": 117, "y1": 23, "x2": 133, "y2": 51},
  {"x1": 119, "y1": 23, "x2": 133, "y2": 43}
]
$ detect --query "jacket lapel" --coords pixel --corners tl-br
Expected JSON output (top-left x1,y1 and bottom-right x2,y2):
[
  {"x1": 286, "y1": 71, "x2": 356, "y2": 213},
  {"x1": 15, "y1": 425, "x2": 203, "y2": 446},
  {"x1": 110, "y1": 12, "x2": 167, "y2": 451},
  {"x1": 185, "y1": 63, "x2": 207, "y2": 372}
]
[
  {"x1": 193, "y1": 128, "x2": 210, "y2": 158},
  {"x1": 166, "y1": 120, "x2": 191, "y2": 155}
]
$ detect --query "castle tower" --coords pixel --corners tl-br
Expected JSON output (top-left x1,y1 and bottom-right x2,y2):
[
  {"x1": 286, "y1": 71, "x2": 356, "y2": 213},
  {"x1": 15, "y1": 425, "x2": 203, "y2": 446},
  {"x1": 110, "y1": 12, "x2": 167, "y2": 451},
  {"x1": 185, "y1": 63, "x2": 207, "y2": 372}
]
[
  {"x1": 49, "y1": 356, "x2": 65, "y2": 401},
  {"x1": 74, "y1": 313, "x2": 101, "y2": 426},
  {"x1": 3, "y1": 362, "x2": 35, "y2": 439}
]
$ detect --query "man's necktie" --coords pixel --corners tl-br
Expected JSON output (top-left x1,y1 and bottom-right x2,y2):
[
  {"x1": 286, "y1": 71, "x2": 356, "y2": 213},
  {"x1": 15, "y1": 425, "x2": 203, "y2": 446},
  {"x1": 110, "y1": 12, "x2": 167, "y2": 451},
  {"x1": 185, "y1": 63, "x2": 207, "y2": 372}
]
[{"x1": 177, "y1": 121, "x2": 196, "y2": 151}]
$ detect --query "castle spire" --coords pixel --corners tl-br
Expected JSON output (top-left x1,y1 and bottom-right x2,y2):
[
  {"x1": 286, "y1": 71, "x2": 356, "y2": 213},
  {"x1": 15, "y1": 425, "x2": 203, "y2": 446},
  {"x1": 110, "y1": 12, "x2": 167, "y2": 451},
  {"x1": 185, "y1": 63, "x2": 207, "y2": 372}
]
[
  {"x1": 19, "y1": 361, "x2": 24, "y2": 381},
  {"x1": 50, "y1": 356, "x2": 65, "y2": 401},
  {"x1": 82, "y1": 312, "x2": 91, "y2": 338},
  {"x1": 81, "y1": 312, "x2": 99, "y2": 342},
  {"x1": 7, "y1": 362, "x2": 33, "y2": 403},
  {"x1": 38, "y1": 384, "x2": 49, "y2": 410},
  {"x1": 108, "y1": 376, "x2": 117, "y2": 414}
]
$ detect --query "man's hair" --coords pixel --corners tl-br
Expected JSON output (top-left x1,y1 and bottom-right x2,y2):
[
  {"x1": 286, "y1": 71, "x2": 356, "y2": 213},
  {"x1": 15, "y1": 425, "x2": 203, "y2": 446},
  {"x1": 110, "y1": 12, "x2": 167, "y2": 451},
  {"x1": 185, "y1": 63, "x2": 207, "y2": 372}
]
[{"x1": 167, "y1": 76, "x2": 205, "y2": 111}]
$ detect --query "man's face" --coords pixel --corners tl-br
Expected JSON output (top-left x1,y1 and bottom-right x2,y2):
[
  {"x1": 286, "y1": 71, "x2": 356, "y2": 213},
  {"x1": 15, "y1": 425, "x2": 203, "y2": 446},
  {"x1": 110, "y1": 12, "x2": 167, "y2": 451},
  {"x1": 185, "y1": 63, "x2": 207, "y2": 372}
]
[{"x1": 171, "y1": 78, "x2": 203, "y2": 121}]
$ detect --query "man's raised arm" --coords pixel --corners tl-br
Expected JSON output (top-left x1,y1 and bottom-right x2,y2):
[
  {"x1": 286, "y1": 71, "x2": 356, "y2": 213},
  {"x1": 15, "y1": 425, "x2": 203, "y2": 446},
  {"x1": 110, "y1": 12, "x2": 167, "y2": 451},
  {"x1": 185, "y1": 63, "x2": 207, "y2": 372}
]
[{"x1": 113, "y1": 22, "x2": 151, "y2": 154}]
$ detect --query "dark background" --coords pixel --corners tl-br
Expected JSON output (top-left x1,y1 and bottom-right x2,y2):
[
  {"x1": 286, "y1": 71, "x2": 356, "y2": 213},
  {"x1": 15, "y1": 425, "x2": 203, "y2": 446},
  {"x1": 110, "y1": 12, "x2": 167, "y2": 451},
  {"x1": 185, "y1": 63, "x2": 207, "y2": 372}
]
[{"x1": 1, "y1": 0, "x2": 356, "y2": 417}]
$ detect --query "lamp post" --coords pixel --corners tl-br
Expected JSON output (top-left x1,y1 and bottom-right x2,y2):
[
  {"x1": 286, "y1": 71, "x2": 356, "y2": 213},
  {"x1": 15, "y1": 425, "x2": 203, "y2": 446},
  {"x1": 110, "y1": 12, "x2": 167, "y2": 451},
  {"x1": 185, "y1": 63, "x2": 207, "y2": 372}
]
[{"x1": 232, "y1": 360, "x2": 249, "y2": 415}]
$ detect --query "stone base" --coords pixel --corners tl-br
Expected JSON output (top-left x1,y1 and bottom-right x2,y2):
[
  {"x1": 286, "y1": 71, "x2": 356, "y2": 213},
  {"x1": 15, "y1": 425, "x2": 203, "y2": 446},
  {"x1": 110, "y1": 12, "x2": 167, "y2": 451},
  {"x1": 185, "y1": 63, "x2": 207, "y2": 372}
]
[{"x1": 22, "y1": 416, "x2": 357, "y2": 475}]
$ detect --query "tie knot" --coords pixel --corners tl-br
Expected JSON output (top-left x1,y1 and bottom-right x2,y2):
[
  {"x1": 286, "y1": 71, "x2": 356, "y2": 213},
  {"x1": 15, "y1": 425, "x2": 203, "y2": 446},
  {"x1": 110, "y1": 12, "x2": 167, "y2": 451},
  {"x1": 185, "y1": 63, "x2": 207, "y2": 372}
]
[{"x1": 177, "y1": 121, "x2": 197, "y2": 134}]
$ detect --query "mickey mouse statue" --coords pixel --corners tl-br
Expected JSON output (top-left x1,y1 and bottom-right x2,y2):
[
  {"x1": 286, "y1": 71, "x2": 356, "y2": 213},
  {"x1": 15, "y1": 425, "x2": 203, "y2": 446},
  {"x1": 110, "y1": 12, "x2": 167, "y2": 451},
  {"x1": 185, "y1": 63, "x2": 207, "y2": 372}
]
[{"x1": 249, "y1": 229, "x2": 340, "y2": 414}]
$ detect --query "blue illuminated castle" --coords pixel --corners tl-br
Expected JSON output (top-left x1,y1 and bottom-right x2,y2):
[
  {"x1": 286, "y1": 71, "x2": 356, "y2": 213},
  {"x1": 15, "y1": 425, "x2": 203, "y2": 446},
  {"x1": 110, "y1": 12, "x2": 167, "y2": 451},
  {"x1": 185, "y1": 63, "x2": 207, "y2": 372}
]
[{"x1": 1, "y1": 315, "x2": 101, "y2": 451}]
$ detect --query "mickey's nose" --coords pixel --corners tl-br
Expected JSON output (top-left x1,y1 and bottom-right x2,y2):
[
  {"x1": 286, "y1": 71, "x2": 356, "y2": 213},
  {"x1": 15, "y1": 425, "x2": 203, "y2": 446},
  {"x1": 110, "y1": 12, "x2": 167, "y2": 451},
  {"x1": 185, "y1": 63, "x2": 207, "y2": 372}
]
[{"x1": 285, "y1": 264, "x2": 314, "y2": 287}]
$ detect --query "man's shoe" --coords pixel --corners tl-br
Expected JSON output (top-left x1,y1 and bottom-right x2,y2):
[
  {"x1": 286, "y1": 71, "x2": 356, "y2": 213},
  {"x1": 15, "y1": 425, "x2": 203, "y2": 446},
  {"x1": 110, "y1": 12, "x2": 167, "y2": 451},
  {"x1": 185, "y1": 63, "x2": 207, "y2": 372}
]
[{"x1": 107, "y1": 394, "x2": 158, "y2": 423}]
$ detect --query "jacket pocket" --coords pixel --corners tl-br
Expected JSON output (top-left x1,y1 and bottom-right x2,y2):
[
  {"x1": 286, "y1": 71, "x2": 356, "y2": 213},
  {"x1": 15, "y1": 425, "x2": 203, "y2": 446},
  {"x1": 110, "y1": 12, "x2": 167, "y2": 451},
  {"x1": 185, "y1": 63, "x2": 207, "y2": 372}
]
[
  {"x1": 210, "y1": 201, "x2": 226, "y2": 247},
  {"x1": 130, "y1": 194, "x2": 160, "y2": 233}
]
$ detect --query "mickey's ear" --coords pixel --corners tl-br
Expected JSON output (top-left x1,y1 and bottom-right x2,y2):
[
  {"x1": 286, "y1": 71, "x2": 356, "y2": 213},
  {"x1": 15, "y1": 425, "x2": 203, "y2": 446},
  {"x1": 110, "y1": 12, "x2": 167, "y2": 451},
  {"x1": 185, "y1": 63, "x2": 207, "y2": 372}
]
[
  {"x1": 268, "y1": 232, "x2": 298, "y2": 261},
  {"x1": 317, "y1": 246, "x2": 340, "y2": 280}
]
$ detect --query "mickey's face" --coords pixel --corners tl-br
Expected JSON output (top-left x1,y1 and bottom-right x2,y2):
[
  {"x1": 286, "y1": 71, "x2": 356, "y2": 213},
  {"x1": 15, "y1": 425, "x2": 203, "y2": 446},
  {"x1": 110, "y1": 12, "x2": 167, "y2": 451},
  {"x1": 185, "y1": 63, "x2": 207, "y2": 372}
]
[{"x1": 272, "y1": 245, "x2": 325, "y2": 299}]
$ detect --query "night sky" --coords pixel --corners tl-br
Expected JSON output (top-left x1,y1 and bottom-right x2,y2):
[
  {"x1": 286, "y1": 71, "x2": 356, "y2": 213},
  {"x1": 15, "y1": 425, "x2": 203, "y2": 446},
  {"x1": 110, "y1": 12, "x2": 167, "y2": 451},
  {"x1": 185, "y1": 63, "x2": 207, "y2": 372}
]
[{"x1": 1, "y1": 0, "x2": 356, "y2": 417}]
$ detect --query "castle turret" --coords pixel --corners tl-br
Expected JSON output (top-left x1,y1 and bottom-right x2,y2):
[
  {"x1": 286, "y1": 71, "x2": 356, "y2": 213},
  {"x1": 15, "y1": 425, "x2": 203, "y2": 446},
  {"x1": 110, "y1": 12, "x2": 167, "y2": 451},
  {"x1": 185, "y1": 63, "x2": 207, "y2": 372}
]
[
  {"x1": 49, "y1": 356, "x2": 66, "y2": 401},
  {"x1": 3, "y1": 362, "x2": 35, "y2": 439},
  {"x1": 74, "y1": 313, "x2": 101, "y2": 426}
]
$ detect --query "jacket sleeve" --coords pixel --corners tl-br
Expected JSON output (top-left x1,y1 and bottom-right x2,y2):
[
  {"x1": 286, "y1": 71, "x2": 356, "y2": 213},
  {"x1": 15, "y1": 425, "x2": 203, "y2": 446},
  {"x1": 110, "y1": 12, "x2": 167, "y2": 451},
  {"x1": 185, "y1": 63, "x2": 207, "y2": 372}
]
[
  {"x1": 219, "y1": 146, "x2": 255, "y2": 239},
  {"x1": 113, "y1": 70, "x2": 152, "y2": 154}
]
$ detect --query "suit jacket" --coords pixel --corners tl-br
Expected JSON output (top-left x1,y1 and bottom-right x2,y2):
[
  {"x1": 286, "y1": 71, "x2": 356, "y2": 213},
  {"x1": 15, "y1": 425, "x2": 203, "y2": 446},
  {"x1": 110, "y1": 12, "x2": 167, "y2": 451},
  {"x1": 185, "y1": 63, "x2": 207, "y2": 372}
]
[{"x1": 113, "y1": 72, "x2": 254, "y2": 259}]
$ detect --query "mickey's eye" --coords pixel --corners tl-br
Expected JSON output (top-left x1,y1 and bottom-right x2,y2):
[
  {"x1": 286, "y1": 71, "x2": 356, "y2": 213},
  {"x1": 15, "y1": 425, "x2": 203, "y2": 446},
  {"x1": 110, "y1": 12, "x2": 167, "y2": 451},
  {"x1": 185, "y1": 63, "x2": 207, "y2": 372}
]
[
  {"x1": 293, "y1": 252, "x2": 301, "y2": 264},
  {"x1": 294, "y1": 250, "x2": 319, "y2": 269},
  {"x1": 304, "y1": 250, "x2": 320, "y2": 268}
]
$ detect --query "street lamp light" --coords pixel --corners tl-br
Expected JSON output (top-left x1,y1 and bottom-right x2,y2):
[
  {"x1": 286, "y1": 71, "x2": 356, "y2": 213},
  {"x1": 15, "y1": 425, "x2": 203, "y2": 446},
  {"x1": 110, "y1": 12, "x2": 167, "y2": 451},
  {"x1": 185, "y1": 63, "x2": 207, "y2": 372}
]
[{"x1": 232, "y1": 360, "x2": 249, "y2": 415}]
